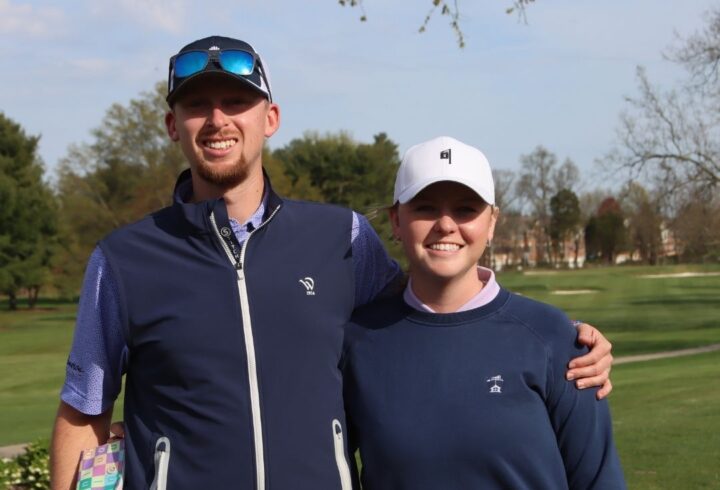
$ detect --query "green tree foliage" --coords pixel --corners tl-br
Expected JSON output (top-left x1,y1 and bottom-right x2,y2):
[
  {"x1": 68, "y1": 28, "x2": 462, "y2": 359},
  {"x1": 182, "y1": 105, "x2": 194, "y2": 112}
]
[
  {"x1": 516, "y1": 146, "x2": 579, "y2": 265},
  {"x1": 273, "y1": 131, "x2": 397, "y2": 209},
  {"x1": 585, "y1": 197, "x2": 626, "y2": 264},
  {"x1": 55, "y1": 85, "x2": 406, "y2": 292},
  {"x1": 0, "y1": 113, "x2": 58, "y2": 309},
  {"x1": 54, "y1": 82, "x2": 186, "y2": 295},
  {"x1": 272, "y1": 131, "x2": 402, "y2": 261},
  {"x1": 549, "y1": 188, "x2": 580, "y2": 266},
  {"x1": 262, "y1": 147, "x2": 323, "y2": 202}
]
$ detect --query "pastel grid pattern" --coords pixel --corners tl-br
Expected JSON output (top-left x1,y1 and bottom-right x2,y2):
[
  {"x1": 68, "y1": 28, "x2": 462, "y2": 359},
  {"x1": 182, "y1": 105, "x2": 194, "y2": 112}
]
[{"x1": 76, "y1": 440, "x2": 124, "y2": 490}]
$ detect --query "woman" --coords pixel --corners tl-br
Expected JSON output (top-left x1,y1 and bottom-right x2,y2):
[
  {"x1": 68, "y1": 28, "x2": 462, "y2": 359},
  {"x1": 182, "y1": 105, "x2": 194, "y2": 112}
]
[{"x1": 342, "y1": 136, "x2": 625, "y2": 489}]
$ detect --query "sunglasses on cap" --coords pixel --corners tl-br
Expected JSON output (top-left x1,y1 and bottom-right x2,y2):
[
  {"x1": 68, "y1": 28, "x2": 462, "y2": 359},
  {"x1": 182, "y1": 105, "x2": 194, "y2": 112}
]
[{"x1": 170, "y1": 49, "x2": 272, "y2": 100}]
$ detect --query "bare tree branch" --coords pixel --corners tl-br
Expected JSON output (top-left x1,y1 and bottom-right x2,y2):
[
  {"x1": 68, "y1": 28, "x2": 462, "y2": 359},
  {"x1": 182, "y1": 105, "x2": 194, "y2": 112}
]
[
  {"x1": 610, "y1": 66, "x2": 720, "y2": 192},
  {"x1": 338, "y1": 1, "x2": 535, "y2": 48},
  {"x1": 666, "y1": 8, "x2": 720, "y2": 93}
]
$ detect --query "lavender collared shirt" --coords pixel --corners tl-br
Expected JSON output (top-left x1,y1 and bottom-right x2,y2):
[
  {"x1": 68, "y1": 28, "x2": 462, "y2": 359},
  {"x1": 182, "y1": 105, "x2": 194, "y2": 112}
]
[{"x1": 403, "y1": 267, "x2": 500, "y2": 313}]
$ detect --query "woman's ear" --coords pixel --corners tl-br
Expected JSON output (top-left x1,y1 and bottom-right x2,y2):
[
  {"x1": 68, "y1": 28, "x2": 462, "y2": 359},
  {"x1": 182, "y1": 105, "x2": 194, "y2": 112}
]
[
  {"x1": 388, "y1": 205, "x2": 401, "y2": 241},
  {"x1": 487, "y1": 206, "x2": 500, "y2": 242}
]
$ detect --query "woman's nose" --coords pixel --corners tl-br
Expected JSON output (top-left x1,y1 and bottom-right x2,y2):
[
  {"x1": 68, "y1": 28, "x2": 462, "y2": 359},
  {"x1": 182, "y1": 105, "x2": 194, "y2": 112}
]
[{"x1": 434, "y1": 213, "x2": 457, "y2": 234}]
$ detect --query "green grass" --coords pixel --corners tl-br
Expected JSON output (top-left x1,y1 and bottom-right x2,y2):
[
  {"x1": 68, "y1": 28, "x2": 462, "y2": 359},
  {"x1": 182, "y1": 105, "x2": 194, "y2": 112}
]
[
  {"x1": 499, "y1": 263, "x2": 720, "y2": 356},
  {"x1": 611, "y1": 351, "x2": 720, "y2": 489},
  {"x1": 0, "y1": 301, "x2": 77, "y2": 446},
  {"x1": 1, "y1": 264, "x2": 719, "y2": 489}
]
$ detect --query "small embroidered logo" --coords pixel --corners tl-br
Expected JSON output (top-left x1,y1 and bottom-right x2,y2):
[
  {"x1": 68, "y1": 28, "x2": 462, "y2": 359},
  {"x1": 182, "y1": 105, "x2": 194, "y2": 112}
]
[
  {"x1": 440, "y1": 148, "x2": 452, "y2": 164},
  {"x1": 486, "y1": 375, "x2": 503, "y2": 394},
  {"x1": 299, "y1": 277, "x2": 316, "y2": 296},
  {"x1": 209, "y1": 45, "x2": 221, "y2": 51},
  {"x1": 67, "y1": 360, "x2": 84, "y2": 374}
]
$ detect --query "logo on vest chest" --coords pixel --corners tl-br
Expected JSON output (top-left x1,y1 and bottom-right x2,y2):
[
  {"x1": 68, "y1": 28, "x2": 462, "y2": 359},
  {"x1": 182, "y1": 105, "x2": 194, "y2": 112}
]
[{"x1": 299, "y1": 277, "x2": 316, "y2": 296}]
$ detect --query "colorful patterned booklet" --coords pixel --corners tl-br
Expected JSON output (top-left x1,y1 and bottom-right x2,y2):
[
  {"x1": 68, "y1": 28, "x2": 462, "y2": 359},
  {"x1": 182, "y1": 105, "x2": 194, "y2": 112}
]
[{"x1": 76, "y1": 439, "x2": 124, "y2": 490}]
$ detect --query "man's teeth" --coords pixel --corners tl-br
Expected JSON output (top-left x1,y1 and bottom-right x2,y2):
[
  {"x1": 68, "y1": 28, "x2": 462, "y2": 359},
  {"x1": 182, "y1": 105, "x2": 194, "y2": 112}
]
[
  {"x1": 429, "y1": 243, "x2": 460, "y2": 251},
  {"x1": 205, "y1": 139, "x2": 236, "y2": 150}
]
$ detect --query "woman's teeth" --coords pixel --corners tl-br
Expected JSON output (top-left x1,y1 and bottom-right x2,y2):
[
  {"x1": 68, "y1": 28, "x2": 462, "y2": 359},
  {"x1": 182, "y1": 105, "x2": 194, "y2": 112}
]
[{"x1": 429, "y1": 243, "x2": 460, "y2": 251}]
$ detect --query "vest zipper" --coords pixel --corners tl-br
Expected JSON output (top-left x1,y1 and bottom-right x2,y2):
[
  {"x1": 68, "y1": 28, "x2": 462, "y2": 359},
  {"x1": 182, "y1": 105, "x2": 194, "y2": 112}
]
[
  {"x1": 332, "y1": 419, "x2": 353, "y2": 490},
  {"x1": 149, "y1": 436, "x2": 171, "y2": 490},
  {"x1": 210, "y1": 205, "x2": 281, "y2": 490}
]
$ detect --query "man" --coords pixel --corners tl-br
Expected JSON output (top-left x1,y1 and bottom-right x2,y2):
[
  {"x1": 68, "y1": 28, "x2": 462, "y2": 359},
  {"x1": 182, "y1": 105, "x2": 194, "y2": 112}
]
[{"x1": 50, "y1": 36, "x2": 613, "y2": 490}]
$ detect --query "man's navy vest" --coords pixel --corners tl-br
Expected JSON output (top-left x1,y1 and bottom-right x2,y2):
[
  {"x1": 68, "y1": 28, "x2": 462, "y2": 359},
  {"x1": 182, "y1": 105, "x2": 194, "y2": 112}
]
[{"x1": 99, "y1": 171, "x2": 356, "y2": 489}]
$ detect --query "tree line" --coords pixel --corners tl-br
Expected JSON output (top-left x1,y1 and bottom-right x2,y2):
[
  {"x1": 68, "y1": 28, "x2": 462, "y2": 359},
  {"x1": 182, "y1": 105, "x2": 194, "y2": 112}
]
[{"x1": 2, "y1": 8, "x2": 719, "y2": 309}]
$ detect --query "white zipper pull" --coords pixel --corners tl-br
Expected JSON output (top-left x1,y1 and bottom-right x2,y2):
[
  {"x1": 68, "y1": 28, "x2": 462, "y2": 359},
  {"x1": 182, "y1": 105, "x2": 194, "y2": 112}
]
[
  {"x1": 149, "y1": 437, "x2": 171, "y2": 490},
  {"x1": 332, "y1": 419, "x2": 353, "y2": 490}
]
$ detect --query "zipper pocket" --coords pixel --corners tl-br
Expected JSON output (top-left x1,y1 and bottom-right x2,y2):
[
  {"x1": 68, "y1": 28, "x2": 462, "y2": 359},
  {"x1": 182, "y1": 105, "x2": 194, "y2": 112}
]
[
  {"x1": 332, "y1": 419, "x2": 353, "y2": 490},
  {"x1": 149, "y1": 436, "x2": 171, "y2": 490}
]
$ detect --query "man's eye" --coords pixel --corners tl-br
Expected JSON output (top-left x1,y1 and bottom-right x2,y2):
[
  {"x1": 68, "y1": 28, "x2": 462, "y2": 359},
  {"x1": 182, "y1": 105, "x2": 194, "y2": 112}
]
[{"x1": 227, "y1": 98, "x2": 250, "y2": 107}]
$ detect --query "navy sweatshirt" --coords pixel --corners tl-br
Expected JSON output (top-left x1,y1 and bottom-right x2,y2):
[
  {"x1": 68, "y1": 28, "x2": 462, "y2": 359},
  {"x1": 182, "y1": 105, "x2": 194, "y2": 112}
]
[{"x1": 342, "y1": 288, "x2": 625, "y2": 490}]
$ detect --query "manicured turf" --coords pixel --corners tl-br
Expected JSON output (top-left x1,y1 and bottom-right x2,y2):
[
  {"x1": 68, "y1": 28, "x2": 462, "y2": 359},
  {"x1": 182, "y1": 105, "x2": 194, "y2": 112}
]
[
  {"x1": 0, "y1": 301, "x2": 77, "y2": 446},
  {"x1": 499, "y1": 263, "x2": 720, "y2": 356},
  {"x1": 0, "y1": 300, "x2": 126, "y2": 446},
  {"x1": 1, "y1": 264, "x2": 718, "y2": 490},
  {"x1": 611, "y1": 351, "x2": 720, "y2": 489}
]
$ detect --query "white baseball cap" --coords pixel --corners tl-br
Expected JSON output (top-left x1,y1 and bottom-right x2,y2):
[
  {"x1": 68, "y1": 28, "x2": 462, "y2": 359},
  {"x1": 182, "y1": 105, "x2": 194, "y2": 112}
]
[{"x1": 393, "y1": 136, "x2": 495, "y2": 205}]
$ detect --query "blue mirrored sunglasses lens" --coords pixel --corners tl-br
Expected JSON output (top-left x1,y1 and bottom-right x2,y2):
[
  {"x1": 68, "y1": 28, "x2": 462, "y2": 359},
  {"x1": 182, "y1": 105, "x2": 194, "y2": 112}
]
[
  {"x1": 174, "y1": 52, "x2": 209, "y2": 78},
  {"x1": 219, "y1": 50, "x2": 255, "y2": 76}
]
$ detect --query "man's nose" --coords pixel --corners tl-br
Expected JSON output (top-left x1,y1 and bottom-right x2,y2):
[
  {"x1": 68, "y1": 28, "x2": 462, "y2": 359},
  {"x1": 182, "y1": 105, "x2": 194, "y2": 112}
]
[{"x1": 206, "y1": 106, "x2": 229, "y2": 127}]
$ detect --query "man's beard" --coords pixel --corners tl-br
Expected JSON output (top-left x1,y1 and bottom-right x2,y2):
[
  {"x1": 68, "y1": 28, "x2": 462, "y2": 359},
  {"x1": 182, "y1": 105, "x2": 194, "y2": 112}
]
[{"x1": 194, "y1": 154, "x2": 250, "y2": 188}]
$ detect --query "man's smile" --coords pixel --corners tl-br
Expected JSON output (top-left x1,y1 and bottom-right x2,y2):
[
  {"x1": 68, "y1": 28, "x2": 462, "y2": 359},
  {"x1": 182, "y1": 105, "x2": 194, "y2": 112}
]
[{"x1": 203, "y1": 138, "x2": 238, "y2": 150}]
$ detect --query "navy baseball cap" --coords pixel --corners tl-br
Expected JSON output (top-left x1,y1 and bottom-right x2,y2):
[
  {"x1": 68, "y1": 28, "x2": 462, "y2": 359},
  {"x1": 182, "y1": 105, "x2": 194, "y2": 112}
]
[{"x1": 167, "y1": 35, "x2": 273, "y2": 105}]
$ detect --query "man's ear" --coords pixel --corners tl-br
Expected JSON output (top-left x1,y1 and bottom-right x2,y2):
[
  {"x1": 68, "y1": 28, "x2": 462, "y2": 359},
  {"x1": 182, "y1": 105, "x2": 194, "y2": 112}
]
[
  {"x1": 165, "y1": 111, "x2": 179, "y2": 141},
  {"x1": 264, "y1": 102, "x2": 280, "y2": 138}
]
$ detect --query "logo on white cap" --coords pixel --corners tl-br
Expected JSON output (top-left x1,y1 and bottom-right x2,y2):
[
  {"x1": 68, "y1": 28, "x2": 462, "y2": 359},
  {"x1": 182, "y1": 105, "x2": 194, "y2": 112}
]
[
  {"x1": 393, "y1": 136, "x2": 495, "y2": 205},
  {"x1": 440, "y1": 149, "x2": 452, "y2": 164}
]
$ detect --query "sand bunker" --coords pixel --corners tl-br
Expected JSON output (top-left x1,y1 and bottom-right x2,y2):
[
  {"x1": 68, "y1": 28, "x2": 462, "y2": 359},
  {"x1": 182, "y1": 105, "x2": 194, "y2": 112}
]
[
  {"x1": 551, "y1": 290, "x2": 598, "y2": 295},
  {"x1": 523, "y1": 271, "x2": 560, "y2": 276},
  {"x1": 639, "y1": 272, "x2": 720, "y2": 279}
]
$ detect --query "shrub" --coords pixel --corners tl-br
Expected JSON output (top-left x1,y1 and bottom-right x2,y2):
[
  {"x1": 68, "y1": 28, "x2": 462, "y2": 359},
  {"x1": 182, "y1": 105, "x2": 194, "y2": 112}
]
[{"x1": 0, "y1": 440, "x2": 50, "y2": 490}]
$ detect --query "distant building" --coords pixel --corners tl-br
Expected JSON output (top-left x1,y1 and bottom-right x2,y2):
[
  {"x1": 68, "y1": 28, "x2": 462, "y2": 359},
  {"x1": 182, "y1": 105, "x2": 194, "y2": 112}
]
[{"x1": 488, "y1": 217, "x2": 677, "y2": 270}]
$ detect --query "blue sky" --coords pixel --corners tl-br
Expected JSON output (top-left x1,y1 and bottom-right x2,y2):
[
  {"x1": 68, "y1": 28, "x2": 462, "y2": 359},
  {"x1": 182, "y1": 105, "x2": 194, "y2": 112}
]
[{"x1": 0, "y1": 0, "x2": 716, "y2": 189}]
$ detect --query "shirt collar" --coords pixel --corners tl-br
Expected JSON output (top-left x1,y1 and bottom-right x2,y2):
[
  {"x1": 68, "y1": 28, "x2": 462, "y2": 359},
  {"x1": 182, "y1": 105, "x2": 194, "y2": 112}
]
[{"x1": 403, "y1": 266, "x2": 500, "y2": 313}]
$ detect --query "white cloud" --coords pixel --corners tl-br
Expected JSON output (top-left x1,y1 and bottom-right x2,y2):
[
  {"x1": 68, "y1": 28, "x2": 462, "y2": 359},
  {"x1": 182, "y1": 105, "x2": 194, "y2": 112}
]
[
  {"x1": 90, "y1": 0, "x2": 188, "y2": 33},
  {"x1": 0, "y1": 0, "x2": 65, "y2": 38}
]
